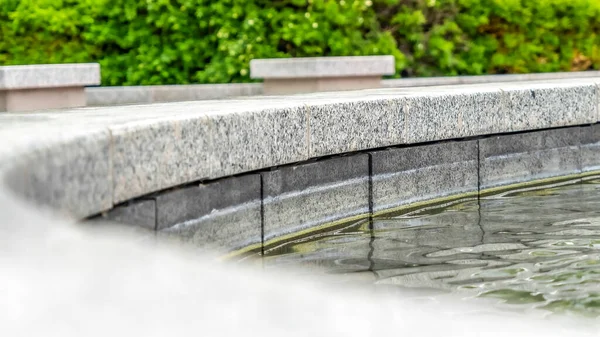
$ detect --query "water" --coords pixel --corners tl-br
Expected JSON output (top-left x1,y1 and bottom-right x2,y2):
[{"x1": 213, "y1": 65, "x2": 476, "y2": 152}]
[{"x1": 263, "y1": 176, "x2": 600, "y2": 317}]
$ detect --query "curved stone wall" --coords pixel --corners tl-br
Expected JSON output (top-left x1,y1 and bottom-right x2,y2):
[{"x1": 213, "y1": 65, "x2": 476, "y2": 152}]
[{"x1": 1, "y1": 79, "x2": 599, "y2": 256}]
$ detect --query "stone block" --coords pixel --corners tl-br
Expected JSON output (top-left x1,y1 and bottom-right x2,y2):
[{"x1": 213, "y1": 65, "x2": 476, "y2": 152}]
[
  {"x1": 463, "y1": 88, "x2": 508, "y2": 135},
  {"x1": 262, "y1": 154, "x2": 370, "y2": 242},
  {"x1": 501, "y1": 83, "x2": 597, "y2": 131},
  {"x1": 0, "y1": 87, "x2": 87, "y2": 112},
  {"x1": 403, "y1": 92, "x2": 477, "y2": 143},
  {"x1": 0, "y1": 63, "x2": 100, "y2": 90},
  {"x1": 479, "y1": 127, "x2": 582, "y2": 190},
  {"x1": 157, "y1": 174, "x2": 261, "y2": 252},
  {"x1": 3, "y1": 129, "x2": 112, "y2": 218},
  {"x1": 370, "y1": 140, "x2": 479, "y2": 214},
  {"x1": 0, "y1": 63, "x2": 100, "y2": 112},
  {"x1": 250, "y1": 56, "x2": 394, "y2": 94},
  {"x1": 86, "y1": 86, "x2": 152, "y2": 106},
  {"x1": 250, "y1": 56, "x2": 395, "y2": 79},
  {"x1": 581, "y1": 124, "x2": 600, "y2": 173},
  {"x1": 110, "y1": 117, "x2": 213, "y2": 203},
  {"x1": 103, "y1": 199, "x2": 156, "y2": 230},
  {"x1": 207, "y1": 105, "x2": 309, "y2": 179},
  {"x1": 307, "y1": 96, "x2": 405, "y2": 157},
  {"x1": 110, "y1": 103, "x2": 309, "y2": 203}
]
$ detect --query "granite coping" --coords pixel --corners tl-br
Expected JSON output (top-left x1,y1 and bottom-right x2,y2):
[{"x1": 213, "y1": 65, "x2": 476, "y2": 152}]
[
  {"x1": 250, "y1": 55, "x2": 395, "y2": 79},
  {"x1": 0, "y1": 63, "x2": 101, "y2": 90},
  {"x1": 0, "y1": 78, "x2": 598, "y2": 219}
]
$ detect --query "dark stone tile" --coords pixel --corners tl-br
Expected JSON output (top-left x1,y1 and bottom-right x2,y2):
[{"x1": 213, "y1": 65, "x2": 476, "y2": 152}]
[
  {"x1": 370, "y1": 141, "x2": 478, "y2": 214},
  {"x1": 581, "y1": 124, "x2": 600, "y2": 173},
  {"x1": 104, "y1": 199, "x2": 156, "y2": 230},
  {"x1": 479, "y1": 128, "x2": 582, "y2": 190},
  {"x1": 262, "y1": 154, "x2": 369, "y2": 242},
  {"x1": 156, "y1": 174, "x2": 261, "y2": 252}
]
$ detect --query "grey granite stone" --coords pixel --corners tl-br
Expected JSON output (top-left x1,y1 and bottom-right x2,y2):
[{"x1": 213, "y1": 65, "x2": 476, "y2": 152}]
[
  {"x1": 501, "y1": 83, "x2": 597, "y2": 131},
  {"x1": 207, "y1": 105, "x2": 309, "y2": 179},
  {"x1": 479, "y1": 127, "x2": 582, "y2": 190},
  {"x1": 250, "y1": 56, "x2": 395, "y2": 79},
  {"x1": 157, "y1": 174, "x2": 261, "y2": 252},
  {"x1": 2, "y1": 78, "x2": 599, "y2": 222},
  {"x1": 308, "y1": 97, "x2": 405, "y2": 157},
  {"x1": 262, "y1": 154, "x2": 370, "y2": 242},
  {"x1": 103, "y1": 199, "x2": 156, "y2": 230},
  {"x1": 110, "y1": 116, "x2": 213, "y2": 203},
  {"x1": 86, "y1": 86, "x2": 152, "y2": 106},
  {"x1": 3, "y1": 129, "x2": 112, "y2": 218},
  {"x1": 464, "y1": 88, "x2": 508, "y2": 135},
  {"x1": 0, "y1": 63, "x2": 100, "y2": 90},
  {"x1": 381, "y1": 71, "x2": 600, "y2": 88},
  {"x1": 370, "y1": 140, "x2": 478, "y2": 214},
  {"x1": 403, "y1": 92, "x2": 476, "y2": 143},
  {"x1": 581, "y1": 124, "x2": 600, "y2": 173}
]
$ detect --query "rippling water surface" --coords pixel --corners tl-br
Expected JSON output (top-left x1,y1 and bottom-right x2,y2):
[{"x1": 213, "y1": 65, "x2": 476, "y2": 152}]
[{"x1": 263, "y1": 176, "x2": 600, "y2": 317}]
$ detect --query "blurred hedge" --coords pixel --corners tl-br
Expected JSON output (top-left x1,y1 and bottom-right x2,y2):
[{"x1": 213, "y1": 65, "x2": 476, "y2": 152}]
[{"x1": 1, "y1": 0, "x2": 600, "y2": 85}]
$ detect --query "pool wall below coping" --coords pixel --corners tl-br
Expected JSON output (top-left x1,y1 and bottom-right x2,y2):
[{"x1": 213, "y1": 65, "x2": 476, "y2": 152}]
[{"x1": 0, "y1": 79, "x2": 599, "y2": 256}]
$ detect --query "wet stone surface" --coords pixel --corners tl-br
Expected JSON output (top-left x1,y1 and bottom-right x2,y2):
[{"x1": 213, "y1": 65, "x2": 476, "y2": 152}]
[{"x1": 263, "y1": 176, "x2": 600, "y2": 317}]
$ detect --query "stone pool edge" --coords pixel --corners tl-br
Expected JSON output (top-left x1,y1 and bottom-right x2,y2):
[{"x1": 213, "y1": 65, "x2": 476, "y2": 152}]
[
  {"x1": 1, "y1": 79, "x2": 599, "y2": 257},
  {"x1": 114, "y1": 125, "x2": 600, "y2": 258}
]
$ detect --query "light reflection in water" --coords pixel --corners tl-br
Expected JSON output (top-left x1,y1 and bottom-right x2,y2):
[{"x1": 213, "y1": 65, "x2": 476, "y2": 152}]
[{"x1": 262, "y1": 176, "x2": 600, "y2": 317}]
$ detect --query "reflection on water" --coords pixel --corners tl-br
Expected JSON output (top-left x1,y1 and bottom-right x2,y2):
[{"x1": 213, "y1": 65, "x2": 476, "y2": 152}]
[{"x1": 263, "y1": 176, "x2": 600, "y2": 317}]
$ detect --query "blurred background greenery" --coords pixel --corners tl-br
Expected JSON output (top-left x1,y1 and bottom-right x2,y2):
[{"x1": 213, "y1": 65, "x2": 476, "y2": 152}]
[{"x1": 2, "y1": 0, "x2": 600, "y2": 86}]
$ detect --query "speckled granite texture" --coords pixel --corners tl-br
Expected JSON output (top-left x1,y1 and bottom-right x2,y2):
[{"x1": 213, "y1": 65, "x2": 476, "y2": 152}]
[
  {"x1": 2, "y1": 128, "x2": 112, "y2": 218},
  {"x1": 307, "y1": 97, "x2": 405, "y2": 157},
  {"x1": 250, "y1": 55, "x2": 395, "y2": 79},
  {"x1": 0, "y1": 63, "x2": 100, "y2": 90}
]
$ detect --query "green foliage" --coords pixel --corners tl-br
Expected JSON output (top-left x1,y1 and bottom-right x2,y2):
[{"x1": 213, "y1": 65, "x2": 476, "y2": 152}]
[
  {"x1": 1, "y1": 0, "x2": 600, "y2": 85},
  {"x1": 379, "y1": 0, "x2": 600, "y2": 76}
]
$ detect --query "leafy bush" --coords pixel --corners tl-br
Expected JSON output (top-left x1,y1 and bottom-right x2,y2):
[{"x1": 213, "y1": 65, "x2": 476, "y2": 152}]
[
  {"x1": 378, "y1": 0, "x2": 600, "y2": 77},
  {"x1": 1, "y1": 0, "x2": 599, "y2": 85}
]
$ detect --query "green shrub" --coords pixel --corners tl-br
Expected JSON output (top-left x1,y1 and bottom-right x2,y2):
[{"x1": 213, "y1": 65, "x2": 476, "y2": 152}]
[
  {"x1": 1, "y1": 0, "x2": 599, "y2": 85},
  {"x1": 378, "y1": 0, "x2": 600, "y2": 76}
]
